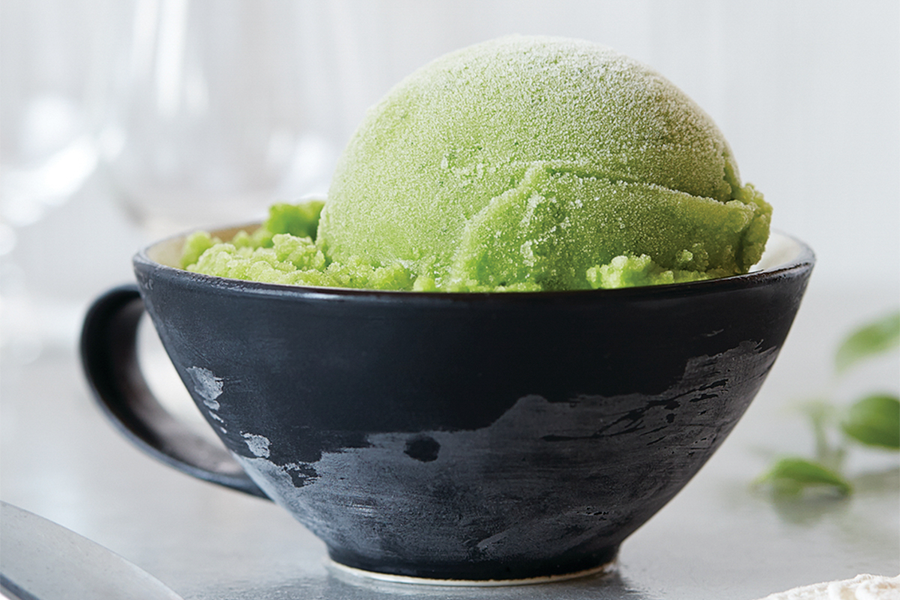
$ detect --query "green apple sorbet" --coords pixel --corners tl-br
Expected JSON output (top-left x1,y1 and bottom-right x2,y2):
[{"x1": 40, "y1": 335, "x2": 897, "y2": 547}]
[
  {"x1": 182, "y1": 201, "x2": 413, "y2": 290},
  {"x1": 180, "y1": 36, "x2": 771, "y2": 292}
]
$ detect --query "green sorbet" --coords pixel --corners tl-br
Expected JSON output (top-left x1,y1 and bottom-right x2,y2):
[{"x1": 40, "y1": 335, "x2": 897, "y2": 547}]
[
  {"x1": 182, "y1": 201, "x2": 413, "y2": 291},
  {"x1": 181, "y1": 35, "x2": 772, "y2": 292},
  {"x1": 317, "y1": 35, "x2": 771, "y2": 291},
  {"x1": 181, "y1": 197, "x2": 764, "y2": 291}
]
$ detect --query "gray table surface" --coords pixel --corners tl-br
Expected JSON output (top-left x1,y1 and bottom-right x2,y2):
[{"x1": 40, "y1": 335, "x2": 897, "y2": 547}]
[{"x1": 2, "y1": 282, "x2": 898, "y2": 599}]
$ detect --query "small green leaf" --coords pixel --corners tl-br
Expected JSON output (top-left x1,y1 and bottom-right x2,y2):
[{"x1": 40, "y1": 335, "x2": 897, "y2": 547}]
[
  {"x1": 841, "y1": 394, "x2": 900, "y2": 449},
  {"x1": 835, "y1": 310, "x2": 900, "y2": 374},
  {"x1": 756, "y1": 457, "x2": 852, "y2": 495}
]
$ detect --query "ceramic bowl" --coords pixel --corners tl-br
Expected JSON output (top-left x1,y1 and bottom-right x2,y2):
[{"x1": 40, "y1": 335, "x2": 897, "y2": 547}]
[{"x1": 81, "y1": 229, "x2": 813, "y2": 582}]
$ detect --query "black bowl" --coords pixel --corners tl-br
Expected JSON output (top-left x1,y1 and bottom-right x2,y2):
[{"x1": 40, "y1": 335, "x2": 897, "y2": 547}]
[{"x1": 81, "y1": 230, "x2": 813, "y2": 583}]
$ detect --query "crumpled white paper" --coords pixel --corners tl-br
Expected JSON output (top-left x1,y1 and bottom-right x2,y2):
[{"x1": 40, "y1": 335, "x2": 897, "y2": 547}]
[{"x1": 757, "y1": 574, "x2": 900, "y2": 600}]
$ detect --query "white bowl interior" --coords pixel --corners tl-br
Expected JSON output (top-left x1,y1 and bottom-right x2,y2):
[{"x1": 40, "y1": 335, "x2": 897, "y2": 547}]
[{"x1": 752, "y1": 231, "x2": 803, "y2": 272}]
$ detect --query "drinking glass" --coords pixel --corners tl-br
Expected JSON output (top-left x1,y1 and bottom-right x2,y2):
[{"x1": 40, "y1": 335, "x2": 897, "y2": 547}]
[
  {"x1": 0, "y1": 0, "x2": 120, "y2": 360},
  {"x1": 101, "y1": 0, "x2": 353, "y2": 240},
  {"x1": 0, "y1": 0, "x2": 114, "y2": 249}
]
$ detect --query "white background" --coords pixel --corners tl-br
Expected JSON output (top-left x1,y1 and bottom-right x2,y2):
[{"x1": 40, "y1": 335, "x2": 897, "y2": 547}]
[{"x1": 2, "y1": 0, "x2": 898, "y2": 349}]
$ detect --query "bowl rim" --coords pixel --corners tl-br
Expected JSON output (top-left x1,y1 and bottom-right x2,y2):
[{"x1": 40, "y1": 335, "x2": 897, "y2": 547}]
[{"x1": 135, "y1": 228, "x2": 815, "y2": 304}]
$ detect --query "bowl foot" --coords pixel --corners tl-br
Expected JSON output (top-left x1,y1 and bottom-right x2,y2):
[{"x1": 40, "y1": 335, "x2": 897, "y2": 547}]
[{"x1": 325, "y1": 547, "x2": 619, "y2": 587}]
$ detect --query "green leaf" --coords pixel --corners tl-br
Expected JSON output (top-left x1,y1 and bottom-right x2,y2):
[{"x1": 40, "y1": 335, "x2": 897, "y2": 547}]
[
  {"x1": 835, "y1": 310, "x2": 900, "y2": 374},
  {"x1": 756, "y1": 457, "x2": 852, "y2": 496},
  {"x1": 841, "y1": 394, "x2": 900, "y2": 449}
]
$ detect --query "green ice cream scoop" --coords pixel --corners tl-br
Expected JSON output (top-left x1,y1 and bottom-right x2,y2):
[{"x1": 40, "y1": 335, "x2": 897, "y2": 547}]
[{"x1": 317, "y1": 35, "x2": 770, "y2": 291}]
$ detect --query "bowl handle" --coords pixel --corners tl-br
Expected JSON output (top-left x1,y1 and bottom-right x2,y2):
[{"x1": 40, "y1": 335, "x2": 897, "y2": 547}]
[{"x1": 80, "y1": 285, "x2": 269, "y2": 499}]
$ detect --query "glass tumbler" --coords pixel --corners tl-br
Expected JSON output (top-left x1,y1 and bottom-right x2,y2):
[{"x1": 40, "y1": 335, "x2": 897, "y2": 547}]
[{"x1": 101, "y1": 0, "x2": 353, "y2": 239}]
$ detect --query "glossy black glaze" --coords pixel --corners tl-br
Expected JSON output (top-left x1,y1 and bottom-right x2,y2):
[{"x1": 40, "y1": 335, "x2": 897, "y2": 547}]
[{"x1": 81, "y1": 231, "x2": 813, "y2": 581}]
